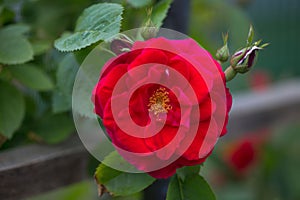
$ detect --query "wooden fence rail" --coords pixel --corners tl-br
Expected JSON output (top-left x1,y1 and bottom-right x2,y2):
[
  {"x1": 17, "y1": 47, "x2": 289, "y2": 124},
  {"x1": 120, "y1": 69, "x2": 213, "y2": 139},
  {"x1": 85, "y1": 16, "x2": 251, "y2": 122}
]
[{"x1": 1, "y1": 80, "x2": 300, "y2": 199}]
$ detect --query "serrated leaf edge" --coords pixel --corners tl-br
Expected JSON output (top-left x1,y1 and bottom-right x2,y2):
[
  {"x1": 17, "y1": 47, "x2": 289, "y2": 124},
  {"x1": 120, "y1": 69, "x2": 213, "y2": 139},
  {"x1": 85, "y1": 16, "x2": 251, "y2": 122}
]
[{"x1": 54, "y1": 3, "x2": 124, "y2": 52}]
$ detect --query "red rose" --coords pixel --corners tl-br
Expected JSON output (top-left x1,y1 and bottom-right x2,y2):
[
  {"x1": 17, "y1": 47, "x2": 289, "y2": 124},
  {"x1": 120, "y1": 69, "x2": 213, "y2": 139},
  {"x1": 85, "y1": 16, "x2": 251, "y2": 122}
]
[
  {"x1": 229, "y1": 140, "x2": 256, "y2": 172},
  {"x1": 92, "y1": 37, "x2": 232, "y2": 178},
  {"x1": 224, "y1": 129, "x2": 269, "y2": 175}
]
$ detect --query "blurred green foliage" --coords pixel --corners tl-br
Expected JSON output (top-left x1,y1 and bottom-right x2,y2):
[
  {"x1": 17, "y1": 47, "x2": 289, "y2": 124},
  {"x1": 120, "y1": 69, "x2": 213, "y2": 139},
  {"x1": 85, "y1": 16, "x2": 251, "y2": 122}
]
[
  {"x1": 201, "y1": 122, "x2": 300, "y2": 200},
  {"x1": 246, "y1": 0, "x2": 300, "y2": 78},
  {"x1": 29, "y1": 180, "x2": 144, "y2": 200},
  {"x1": 0, "y1": 0, "x2": 98, "y2": 148},
  {"x1": 0, "y1": 0, "x2": 174, "y2": 149}
]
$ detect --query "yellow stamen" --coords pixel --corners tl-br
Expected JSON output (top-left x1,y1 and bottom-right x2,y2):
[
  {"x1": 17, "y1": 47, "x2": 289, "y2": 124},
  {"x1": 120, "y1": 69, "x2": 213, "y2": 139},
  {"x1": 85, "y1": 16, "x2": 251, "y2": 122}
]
[{"x1": 148, "y1": 87, "x2": 172, "y2": 120}]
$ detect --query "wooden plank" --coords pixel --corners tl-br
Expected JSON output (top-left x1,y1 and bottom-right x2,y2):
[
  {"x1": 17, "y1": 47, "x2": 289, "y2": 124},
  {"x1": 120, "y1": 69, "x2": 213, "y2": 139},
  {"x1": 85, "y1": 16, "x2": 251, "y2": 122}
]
[
  {"x1": 227, "y1": 79, "x2": 300, "y2": 137},
  {"x1": 0, "y1": 136, "x2": 89, "y2": 200}
]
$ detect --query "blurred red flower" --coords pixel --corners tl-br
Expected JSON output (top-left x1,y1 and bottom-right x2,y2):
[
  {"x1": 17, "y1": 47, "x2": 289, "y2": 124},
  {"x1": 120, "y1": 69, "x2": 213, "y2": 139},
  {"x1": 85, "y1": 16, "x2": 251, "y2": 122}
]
[
  {"x1": 229, "y1": 140, "x2": 256, "y2": 172},
  {"x1": 224, "y1": 129, "x2": 269, "y2": 175}
]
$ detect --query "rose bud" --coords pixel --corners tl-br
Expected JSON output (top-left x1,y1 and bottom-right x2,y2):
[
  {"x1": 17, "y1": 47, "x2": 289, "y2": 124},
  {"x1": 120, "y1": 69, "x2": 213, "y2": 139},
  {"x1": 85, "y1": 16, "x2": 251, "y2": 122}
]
[
  {"x1": 216, "y1": 44, "x2": 230, "y2": 63},
  {"x1": 223, "y1": 25, "x2": 268, "y2": 81},
  {"x1": 110, "y1": 35, "x2": 133, "y2": 55},
  {"x1": 141, "y1": 26, "x2": 158, "y2": 40},
  {"x1": 216, "y1": 33, "x2": 230, "y2": 62},
  {"x1": 230, "y1": 45, "x2": 261, "y2": 73}
]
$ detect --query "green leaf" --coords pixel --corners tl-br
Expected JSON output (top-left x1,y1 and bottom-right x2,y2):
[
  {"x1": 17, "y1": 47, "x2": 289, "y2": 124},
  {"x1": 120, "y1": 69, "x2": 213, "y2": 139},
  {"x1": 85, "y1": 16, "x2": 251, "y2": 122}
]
[
  {"x1": 32, "y1": 113, "x2": 74, "y2": 144},
  {"x1": 127, "y1": 0, "x2": 152, "y2": 8},
  {"x1": 56, "y1": 54, "x2": 79, "y2": 95},
  {"x1": 104, "y1": 173, "x2": 154, "y2": 197},
  {"x1": 72, "y1": 72, "x2": 95, "y2": 118},
  {"x1": 166, "y1": 174, "x2": 182, "y2": 200},
  {"x1": 0, "y1": 36, "x2": 33, "y2": 65},
  {"x1": 54, "y1": 3, "x2": 124, "y2": 52},
  {"x1": 0, "y1": 81, "x2": 25, "y2": 138},
  {"x1": 99, "y1": 151, "x2": 139, "y2": 173},
  {"x1": 183, "y1": 175, "x2": 216, "y2": 200},
  {"x1": 52, "y1": 53, "x2": 79, "y2": 113},
  {"x1": 31, "y1": 40, "x2": 52, "y2": 56},
  {"x1": 0, "y1": 24, "x2": 30, "y2": 36},
  {"x1": 151, "y1": 0, "x2": 173, "y2": 28},
  {"x1": 52, "y1": 92, "x2": 70, "y2": 113},
  {"x1": 176, "y1": 165, "x2": 201, "y2": 181},
  {"x1": 72, "y1": 45, "x2": 114, "y2": 118},
  {"x1": 167, "y1": 174, "x2": 216, "y2": 200},
  {"x1": 95, "y1": 151, "x2": 155, "y2": 197},
  {"x1": 95, "y1": 163, "x2": 122, "y2": 185},
  {"x1": 8, "y1": 64, "x2": 54, "y2": 91},
  {"x1": 0, "y1": 24, "x2": 33, "y2": 64}
]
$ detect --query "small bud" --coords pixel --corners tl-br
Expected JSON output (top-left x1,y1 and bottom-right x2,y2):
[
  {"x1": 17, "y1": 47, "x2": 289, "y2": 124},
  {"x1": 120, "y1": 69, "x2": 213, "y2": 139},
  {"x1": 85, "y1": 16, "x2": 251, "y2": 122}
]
[
  {"x1": 230, "y1": 46, "x2": 261, "y2": 73},
  {"x1": 141, "y1": 26, "x2": 158, "y2": 40},
  {"x1": 110, "y1": 35, "x2": 133, "y2": 55},
  {"x1": 216, "y1": 44, "x2": 230, "y2": 63},
  {"x1": 216, "y1": 33, "x2": 230, "y2": 62},
  {"x1": 225, "y1": 24, "x2": 268, "y2": 82}
]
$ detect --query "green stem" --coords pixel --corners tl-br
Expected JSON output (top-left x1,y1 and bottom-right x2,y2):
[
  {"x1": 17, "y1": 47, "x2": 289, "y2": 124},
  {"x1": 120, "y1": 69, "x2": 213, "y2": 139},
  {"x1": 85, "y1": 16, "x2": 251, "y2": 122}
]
[
  {"x1": 225, "y1": 66, "x2": 237, "y2": 82},
  {"x1": 176, "y1": 174, "x2": 185, "y2": 200}
]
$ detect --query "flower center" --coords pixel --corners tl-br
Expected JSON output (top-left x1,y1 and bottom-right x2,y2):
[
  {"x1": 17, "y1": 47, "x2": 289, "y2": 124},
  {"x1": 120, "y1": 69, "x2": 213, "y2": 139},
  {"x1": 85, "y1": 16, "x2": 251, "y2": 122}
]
[{"x1": 148, "y1": 87, "x2": 172, "y2": 120}]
